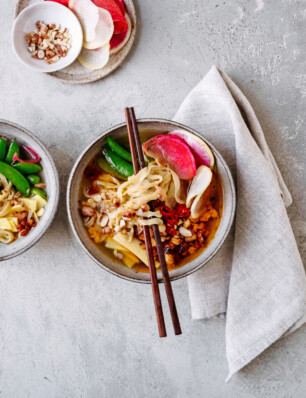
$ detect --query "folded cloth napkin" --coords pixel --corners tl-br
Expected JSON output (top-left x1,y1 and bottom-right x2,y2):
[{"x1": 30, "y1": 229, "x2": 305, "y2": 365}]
[{"x1": 173, "y1": 66, "x2": 306, "y2": 380}]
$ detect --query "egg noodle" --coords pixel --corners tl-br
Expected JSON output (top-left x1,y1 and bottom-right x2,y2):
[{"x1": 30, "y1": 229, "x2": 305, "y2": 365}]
[
  {"x1": 0, "y1": 173, "x2": 45, "y2": 244},
  {"x1": 82, "y1": 161, "x2": 185, "y2": 242}
]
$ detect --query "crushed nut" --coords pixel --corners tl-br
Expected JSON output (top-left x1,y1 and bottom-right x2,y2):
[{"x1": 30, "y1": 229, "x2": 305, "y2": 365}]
[
  {"x1": 179, "y1": 227, "x2": 192, "y2": 237},
  {"x1": 100, "y1": 215, "x2": 109, "y2": 227},
  {"x1": 34, "y1": 183, "x2": 46, "y2": 188},
  {"x1": 102, "y1": 227, "x2": 111, "y2": 235},
  {"x1": 37, "y1": 50, "x2": 45, "y2": 59},
  {"x1": 185, "y1": 235, "x2": 197, "y2": 242},
  {"x1": 165, "y1": 253, "x2": 175, "y2": 266},
  {"x1": 183, "y1": 219, "x2": 191, "y2": 228},
  {"x1": 25, "y1": 21, "x2": 71, "y2": 64},
  {"x1": 171, "y1": 236, "x2": 181, "y2": 245},
  {"x1": 81, "y1": 205, "x2": 95, "y2": 217},
  {"x1": 141, "y1": 203, "x2": 150, "y2": 212},
  {"x1": 45, "y1": 49, "x2": 56, "y2": 59}
]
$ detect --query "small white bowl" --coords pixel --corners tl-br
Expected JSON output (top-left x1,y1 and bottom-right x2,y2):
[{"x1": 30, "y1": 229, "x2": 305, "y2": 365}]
[
  {"x1": 0, "y1": 119, "x2": 59, "y2": 261},
  {"x1": 12, "y1": 1, "x2": 83, "y2": 73}
]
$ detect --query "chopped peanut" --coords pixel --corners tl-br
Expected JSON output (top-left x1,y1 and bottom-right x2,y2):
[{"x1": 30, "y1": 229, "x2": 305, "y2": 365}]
[
  {"x1": 165, "y1": 253, "x2": 175, "y2": 266},
  {"x1": 200, "y1": 205, "x2": 219, "y2": 222},
  {"x1": 171, "y1": 236, "x2": 181, "y2": 245},
  {"x1": 25, "y1": 21, "x2": 71, "y2": 65},
  {"x1": 183, "y1": 219, "x2": 191, "y2": 228},
  {"x1": 188, "y1": 247, "x2": 197, "y2": 255}
]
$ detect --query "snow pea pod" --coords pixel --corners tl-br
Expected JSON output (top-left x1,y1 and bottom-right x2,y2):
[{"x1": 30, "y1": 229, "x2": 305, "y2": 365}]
[
  {"x1": 106, "y1": 137, "x2": 132, "y2": 162},
  {"x1": 31, "y1": 187, "x2": 47, "y2": 199},
  {"x1": 13, "y1": 162, "x2": 42, "y2": 175},
  {"x1": 102, "y1": 145, "x2": 134, "y2": 179},
  {"x1": 27, "y1": 175, "x2": 41, "y2": 185},
  {"x1": 0, "y1": 161, "x2": 30, "y2": 196},
  {"x1": 0, "y1": 138, "x2": 7, "y2": 161},
  {"x1": 97, "y1": 157, "x2": 127, "y2": 180},
  {"x1": 5, "y1": 141, "x2": 19, "y2": 164}
]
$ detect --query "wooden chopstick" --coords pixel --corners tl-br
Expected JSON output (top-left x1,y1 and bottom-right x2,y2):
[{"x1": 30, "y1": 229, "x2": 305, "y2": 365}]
[
  {"x1": 125, "y1": 107, "x2": 182, "y2": 336},
  {"x1": 125, "y1": 108, "x2": 167, "y2": 338}
]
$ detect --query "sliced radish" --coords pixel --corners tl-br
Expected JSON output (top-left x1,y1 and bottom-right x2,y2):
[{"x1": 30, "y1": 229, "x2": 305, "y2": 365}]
[
  {"x1": 83, "y1": 8, "x2": 114, "y2": 49},
  {"x1": 170, "y1": 130, "x2": 215, "y2": 168},
  {"x1": 186, "y1": 166, "x2": 213, "y2": 218},
  {"x1": 92, "y1": 0, "x2": 128, "y2": 34},
  {"x1": 110, "y1": 13, "x2": 131, "y2": 54},
  {"x1": 69, "y1": 0, "x2": 99, "y2": 42},
  {"x1": 78, "y1": 43, "x2": 110, "y2": 70},
  {"x1": 115, "y1": 0, "x2": 125, "y2": 15},
  {"x1": 143, "y1": 134, "x2": 196, "y2": 180}
]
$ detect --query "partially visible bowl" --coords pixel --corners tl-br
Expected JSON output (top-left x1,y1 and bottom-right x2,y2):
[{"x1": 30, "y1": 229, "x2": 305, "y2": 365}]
[
  {"x1": 12, "y1": 1, "x2": 83, "y2": 73},
  {"x1": 0, "y1": 119, "x2": 59, "y2": 261},
  {"x1": 67, "y1": 119, "x2": 236, "y2": 283}
]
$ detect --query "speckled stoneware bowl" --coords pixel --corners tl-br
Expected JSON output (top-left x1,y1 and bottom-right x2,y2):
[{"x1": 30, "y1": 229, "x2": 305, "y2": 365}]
[
  {"x1": 67, "y1": 119, "x2": 236, "y2": 283},
  {"x1": 0, "y1": 120, "x2": 59, "y2": 261}
]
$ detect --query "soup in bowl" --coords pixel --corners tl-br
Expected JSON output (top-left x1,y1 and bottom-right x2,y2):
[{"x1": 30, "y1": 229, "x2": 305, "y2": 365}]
[{"x1": 67, "y1": 119, "x2": 235, "y2": 283}]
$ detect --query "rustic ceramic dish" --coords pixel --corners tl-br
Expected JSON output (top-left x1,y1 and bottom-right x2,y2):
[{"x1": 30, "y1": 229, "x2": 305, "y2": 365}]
[
  {"x1": 67, "y1": 119, "x2": 236, "y2": 283},
  {"x1": 14, "y1": 0, "x2": 137, "y2": 84},
  {"x1": 12, "y1": 1, "x2": 83, "y2": 73},
  {"x1": 0, "y1": 120, "x2": 59, "y2": 261}
]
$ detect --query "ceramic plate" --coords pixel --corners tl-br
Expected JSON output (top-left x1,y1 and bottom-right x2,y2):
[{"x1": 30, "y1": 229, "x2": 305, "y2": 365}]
[{"x1": 14, "y1": 0, "x2": 137, "y2": 84}]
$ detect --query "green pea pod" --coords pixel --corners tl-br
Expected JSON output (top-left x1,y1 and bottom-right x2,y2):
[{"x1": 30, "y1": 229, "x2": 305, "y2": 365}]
[
  {"x1": 106, "y1": 137, "x2": 132, "y2": 163},
  {"x1": 97, "y1": 157, "x2": 127, "y2": 180},
  {"x1": 5, "y1": 141, "x2": 19, "y2": 164},
  {"x1": 31, "y1": 187, "x2": 47, "y2": 199},
  {"x1": 103, "y1": 145, "x2": 134, "y2": 179},
  {"x1": 0, "y1": 138, "x2": 7, "y2": 161},
  {"x1": 0, "y1": 161, "x2": 30, "y2": 196},
  {"x1": 27, "y1": 175, "x2": 41, "y2": 185},
  {"x1": 13, "y1": 162, "x2": 42, "y2": 175}
]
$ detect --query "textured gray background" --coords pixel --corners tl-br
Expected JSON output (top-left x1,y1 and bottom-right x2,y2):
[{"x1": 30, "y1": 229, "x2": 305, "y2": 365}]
[{"x1": 0, "y1": 0, "x2": 306, "y2": 397}]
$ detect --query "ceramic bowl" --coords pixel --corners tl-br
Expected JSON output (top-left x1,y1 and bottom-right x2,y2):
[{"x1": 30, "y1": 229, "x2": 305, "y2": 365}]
[
  {"x1": 0, "y1": 120, "x2": 59, "y2": 261},
  {"x1": 67, "y1": 119, "x2": 236, "y2": 283},
  {"x1": 12, "y1": 1, "x2": 83, "y2": 73}
]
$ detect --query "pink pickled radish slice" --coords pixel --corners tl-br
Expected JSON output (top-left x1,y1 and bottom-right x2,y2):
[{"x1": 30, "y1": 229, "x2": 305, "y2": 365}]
[
  {"x1": 83, "y1": 8, "x2": 114, "y2": 49},
  {"x1": 143, "y1": 134, "x2": 196, "y2": 180},
  {"x1": 110, "y1": 13, "x2": 131, "y2": 54},
  {"x1": 78, "y1": 43, "x2": 110, "y2": 70}
]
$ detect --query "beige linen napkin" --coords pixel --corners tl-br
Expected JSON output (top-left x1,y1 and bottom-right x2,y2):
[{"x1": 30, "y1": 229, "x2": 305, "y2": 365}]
[{"x1": 173, "y1": 66, "x2": 306, "y2": 380}]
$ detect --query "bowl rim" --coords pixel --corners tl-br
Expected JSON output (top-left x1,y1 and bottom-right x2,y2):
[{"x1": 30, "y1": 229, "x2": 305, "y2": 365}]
[
  {"x1": 0, "y1": 119, "x2": 60, "y2": 261},
  {"x1": 67, "y1": 118, "x2": 236, "y2": 283},
  {"x1": 11, "y1": 1, "x2": 84, "y2": 73}
]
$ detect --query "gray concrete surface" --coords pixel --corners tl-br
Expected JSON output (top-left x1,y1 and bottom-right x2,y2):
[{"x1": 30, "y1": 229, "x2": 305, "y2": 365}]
[{"x1": 0, "y1": 0, "x2": 306, "y2": 397}]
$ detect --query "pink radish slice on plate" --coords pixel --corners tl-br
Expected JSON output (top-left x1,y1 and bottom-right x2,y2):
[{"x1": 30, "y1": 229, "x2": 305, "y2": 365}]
[
  {"x1": 82, "y1": 8, "x2": 114, "y2": 49},
  {"x1": 115, "y1": 0, "x2": 125, "y2": 15},
  {"x1": 170, "y1": 130, "x2": 214, "y2": 168},
  {"x1": 68, "y1": 0, "x2": 99, "y2": 42},
  {"x1": 78, "y1": 43, "x2": 110, "y2": 70},
  {"x1": 143, "y1": 134, "x2": 197, "y2": 180},
  {"x1": 110, "y1": 13, "x2": 131, "y2": 54},
  {"x1": 92, "y1": 0, "x2": 128, "y2": 34}
]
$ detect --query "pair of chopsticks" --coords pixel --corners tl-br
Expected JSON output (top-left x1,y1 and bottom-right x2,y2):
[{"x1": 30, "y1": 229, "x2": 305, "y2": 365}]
[{"x1": 125, "y1": 107, "x2": 182, "y2": 338}]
